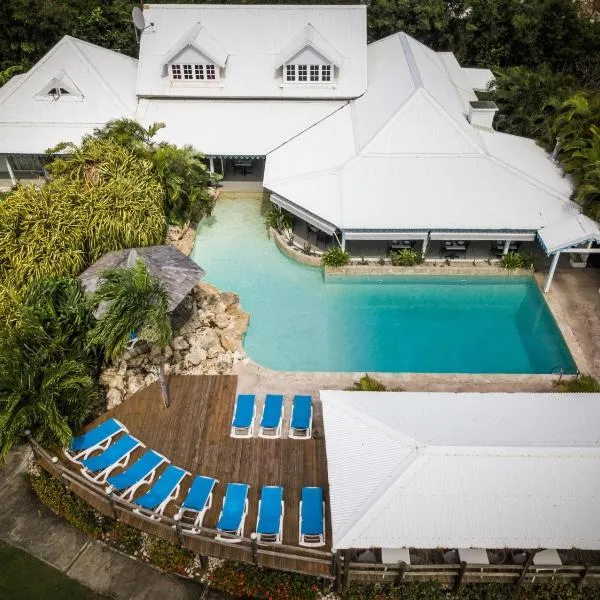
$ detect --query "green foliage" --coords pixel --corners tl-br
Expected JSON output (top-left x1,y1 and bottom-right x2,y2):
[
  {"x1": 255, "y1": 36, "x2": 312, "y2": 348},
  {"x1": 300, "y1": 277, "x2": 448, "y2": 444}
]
[
  {"x1": 555, "y1": 374, "x2": 600, "y2": 392},
  {"x1": 347, "y1": 374, "x2": 388, "y2": 391},
  {"x1": 209, "y1": 561, "x2": 321, "y2": 600},
  {"x1": 322, "y1": 247, "x2": 351, "y2": 267},
  {"x1": 88, "y1": 259, "x2": 172, "y2": 361},
  {"x1": 110, "y1": 522, "x2": 143, "y2": 555},
  {"x1": 0, "y1": 65, "x2": 22, "y2": 86},
  {"x1": 27, "y1": 469, "x2": 106, "y2": 536},
  {"x1": 145, "y1": 536, "x2": 194, "y2": 573},
  {"x1": 92, "y1": 119, "x2": 216, "y2": 225},
  {"x1": 265, "y1": 207, "x2": 294, "y2": 232},
  {"x1": 390, "y1": 248, "x2": 422, "y2": 266},
  {"x1": 501, "y1": 251, "x2": 533, "y2": 271}
]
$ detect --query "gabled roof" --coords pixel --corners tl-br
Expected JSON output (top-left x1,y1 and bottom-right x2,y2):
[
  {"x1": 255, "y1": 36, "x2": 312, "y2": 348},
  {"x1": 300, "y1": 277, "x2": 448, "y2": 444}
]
[
  {"x1": 163, "y1": 22, "x2": 228, "y2": 69},
  {"x1": 78, "y1": 245, "x2": 205, "y2": 313},
  {"x1": 264, "y1": 32, "x2": 577, "y2": 234},
  {"x1": 137, "y1": 4, "x2": 367, "y2": 99},
  {"x1": 0, "y1": 36, "x2": 138, "y2": 154},
  {"x1": 276, "y1": 23, "x2": 343, "y2": 68},
  {"x1": 321, "y1": 390, "x2": 600, "y2": 550}
]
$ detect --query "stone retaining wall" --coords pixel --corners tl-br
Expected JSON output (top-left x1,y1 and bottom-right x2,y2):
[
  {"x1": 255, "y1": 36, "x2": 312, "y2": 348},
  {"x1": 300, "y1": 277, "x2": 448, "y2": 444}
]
[
  {"x1": 325, "y1": 264, "x2": 532, "y2": 278},
  {"x1": 271, "y1": 228, "x2": 322, "y2": 267}
]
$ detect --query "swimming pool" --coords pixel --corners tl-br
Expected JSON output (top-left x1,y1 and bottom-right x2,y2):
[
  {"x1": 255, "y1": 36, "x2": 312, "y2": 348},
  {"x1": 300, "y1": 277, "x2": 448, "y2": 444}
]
[{"x1": 192, "y1": 196, "x2": 576, "y2": 374}]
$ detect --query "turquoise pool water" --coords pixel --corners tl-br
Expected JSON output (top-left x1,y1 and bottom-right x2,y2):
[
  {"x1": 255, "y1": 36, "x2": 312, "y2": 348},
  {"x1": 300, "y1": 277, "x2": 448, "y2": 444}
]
[{"x1": 192, "y1": 197, "x2": 576, "y2": 374}]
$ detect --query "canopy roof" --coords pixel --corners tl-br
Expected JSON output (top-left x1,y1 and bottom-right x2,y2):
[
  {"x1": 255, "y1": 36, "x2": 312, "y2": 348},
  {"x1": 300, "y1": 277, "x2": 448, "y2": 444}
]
[
  {"x1": 79, "y1": 246, "x2": 205, "y2": 313},
  {"x1": 264, "y1": 33, "x2": 580, "y2": 235},
  {"x1": 137, "y1": 4, "x2": 367, "y2": 99},
  {"x1": 321, "y1": 390, "x2": 600, "y2": 551},
  {"x1": 538, "y1": 213, "x2": 600, "y2": 254},
  {"x1": 0, "y1": 36, "x2": 138, "y2": 154}
]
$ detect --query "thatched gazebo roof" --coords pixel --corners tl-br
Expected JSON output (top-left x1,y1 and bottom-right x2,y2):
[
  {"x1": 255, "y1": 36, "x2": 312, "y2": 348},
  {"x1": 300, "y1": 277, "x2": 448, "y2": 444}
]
[{"x1": 79, "y1": 245, "x2": 205, "y2": 313}]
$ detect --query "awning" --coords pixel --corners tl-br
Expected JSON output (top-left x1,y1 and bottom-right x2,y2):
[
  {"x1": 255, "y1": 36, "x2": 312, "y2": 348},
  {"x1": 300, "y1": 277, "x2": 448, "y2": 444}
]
[
  {"x1": 270, "y1": 193, "x2": 338, "y2": 235},
  {"x1": 429, "y1": 231, "x2": 536, "y2": 242},
  {"x1": 538, "y1": 214, "x2": 600, "y2": 254},
  {"x1": 343, "y1": 230, "x2": 429, "y2": 241}
]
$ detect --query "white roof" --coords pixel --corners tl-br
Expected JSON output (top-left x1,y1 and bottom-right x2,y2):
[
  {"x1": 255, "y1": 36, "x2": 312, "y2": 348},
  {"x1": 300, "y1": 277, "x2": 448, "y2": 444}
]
[
  {"x1": 538, "y1": 213, "x2": 600, "y2": 254},
  {"x1": 264, "y1": 33, "x2": 578, "y2": 234},
  {"x1": 136, "y1": 98, "x2": 346, "y2": 156},
  {"x1": 0, "y1": 36, "x2": 138, "y2": 154},
  {"x1": 462, "y1": 67, "x2": 495, "y2": 91},
  {"x1": 321, "y1": 390, "x2": 600, "y2": 550},
  {"x1": 137, "y1": 4, "x2": 367, "y2": 99}
]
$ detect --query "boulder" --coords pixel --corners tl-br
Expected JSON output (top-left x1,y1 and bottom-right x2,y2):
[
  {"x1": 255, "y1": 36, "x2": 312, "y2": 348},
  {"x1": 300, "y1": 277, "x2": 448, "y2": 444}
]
[
  {"x1": 171, "y1": 336, "x2": 189, "y2": 351},
  {"x1": 219, "y1": 332, "x2": 239, "y2": 353},
  {"x1": 213, "y1": 313, "x2": 230, "y2": 329},
  {"x1": 220, "y1": 292, "x2": 239, "y2": 309},
  {"x1": 207, "y1": 345, "x2": 221, "y2": 359},
  {"x1": 127, "y1": 374, "x2": 145, "y2": 395},
  {"x1": 194, "y1": 328, "x2": 220, "y2": 350},
  {"x1": 186, "y1": 345, "x2": 208, "y2": 366},
  {"x1": 106, "y1": 388, "x2": 123, "y2": 410}
]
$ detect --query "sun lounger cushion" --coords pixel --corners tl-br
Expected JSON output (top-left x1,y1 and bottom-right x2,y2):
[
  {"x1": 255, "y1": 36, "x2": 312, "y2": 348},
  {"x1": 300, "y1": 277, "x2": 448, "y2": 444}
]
[
  {"x1": 133, "y1": 465, "x2": 187, "y2": 511},
  {"x1": 182, "y1": 475, "x2": 217, "y2": 511},
  {"x1": 217, "y1": 483, "x2": 249, "y2": 532},
  {"x1": 70, "y1": 418, "x2": 123, "y2": 452},
  {"x1": 301, "y1": 487, "x2": 324, "y2": 535},
  {"x1": 260, "y1": 394, "x2": 284, "y2": 428},
  {"x1": 107, "y1": 450, "x2": 163, "y2": 492},
  {"x1": 257, "y1": 486, "x2": 283, "y2": 535},
  {"x1": 232, "y1": 395, "x2": 255, "y2": 428},
  {"x1": 81, "y1": 434, "x2": 139, "y2": 473},
  {"x1": 291, "y1": 396, "x2": 312, "y2": 429}
]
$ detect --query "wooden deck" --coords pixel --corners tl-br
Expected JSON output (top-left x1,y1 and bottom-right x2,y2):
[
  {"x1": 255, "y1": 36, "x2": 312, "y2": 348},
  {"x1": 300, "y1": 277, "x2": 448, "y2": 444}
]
[{"x1": 89, "y1": 375, "x2": 331, "y2": 551}]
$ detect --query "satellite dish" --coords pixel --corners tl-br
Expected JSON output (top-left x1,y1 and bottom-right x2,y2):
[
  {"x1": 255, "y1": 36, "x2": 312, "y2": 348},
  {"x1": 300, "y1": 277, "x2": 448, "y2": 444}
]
[{"x1": 132, "y1": 7, "x2": 146, "y2": 31}]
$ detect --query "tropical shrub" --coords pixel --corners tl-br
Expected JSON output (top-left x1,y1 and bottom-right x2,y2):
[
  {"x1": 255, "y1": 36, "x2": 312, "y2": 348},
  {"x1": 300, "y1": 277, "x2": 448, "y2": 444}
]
[
  {"x1": 145, "y1": 536, "x2": 194, "y2": 573},
  {"x1": 110, "y1": 521, "x2": 143, "y2": 555},
  {"x1": 27, "y1": 469, "x2": 106, "y2": 536},
  {"x1": 555, "y1": 375, "x2": 600, "y2": 392},
  {"x1": 501, "y1": 251, "x2": 534, "y2": 271},
  {"x1": 347, "y1": 374, "x2": 389, "y2": 391},
  {"x1": 322, "y1": 247, "x2": 351, "y2": 267},
  {"x1": 209, "y1": 561, "x2": 321, "y2": 600},
  {"x1": 390, "y1": 249, "x2": 422, "y2": 266},
  {"x1": 265, "y1": 207, "x2": 294, "y2": 233}
]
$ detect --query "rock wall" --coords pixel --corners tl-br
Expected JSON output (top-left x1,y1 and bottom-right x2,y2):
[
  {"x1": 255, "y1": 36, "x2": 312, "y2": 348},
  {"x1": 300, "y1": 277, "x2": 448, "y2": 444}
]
[{"x1": 100, "y1": 282, "x2": 250, "y2": 408}]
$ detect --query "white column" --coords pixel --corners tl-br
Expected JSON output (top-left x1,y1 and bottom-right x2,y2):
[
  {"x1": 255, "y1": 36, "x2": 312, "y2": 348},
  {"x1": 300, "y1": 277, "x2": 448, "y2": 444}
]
[
  {"x1": 544, "y1": 251, "x2": 560, "y2": 293},
  {"x1": 5, "y1": 156, "x2": 16, "y2": 186},
  {"x1": 209, "y1": 157, "x2": 215, "y2": 173},
  {"x1": 503, "y1": 240, "x2": 512, "y2": 255},
  {"x1": 421, "y1": 235, "x2": 430, "y2": 258},
  {"x1": 341, "y1": 231, "x2": 346, "y2": 251},
  {"x1": 219, "y1": 156, "x2": 225, "y2": 175}
]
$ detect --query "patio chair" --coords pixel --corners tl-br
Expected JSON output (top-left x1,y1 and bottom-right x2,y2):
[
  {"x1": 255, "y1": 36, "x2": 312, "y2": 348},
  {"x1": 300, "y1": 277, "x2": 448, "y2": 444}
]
[
  {"x1": 289, "y1": 395, "x2": 312, "y2": 439},
  {"x1": 299, "y1": 486, "x2": 325, "y2": 547},
  {"x1": 66, "y1": 418, "x2": 127, "y2": 463},
  {"x1": 258, "y1": 394, "x2": 284, "y2": 438},
  {"x1": 80, "y1": 434, "x2": 142, "y2": 484},
  {"x1": 176, "y1": 475, "x2": 218, "y2": 534},
  {"x1": 133, "y1": 465, "x2": 190, "y2": 520},
  {"x1": 255, "y1": 485, "x2": 284, "y2": 544},
  {"x1": 216, "y1": 482, "x2": 250, "y2": 543},
  {"x1": 105, "y1": 450, "x2": 168, "y2": 501},
  {"x1": 230, "y1": 394, "x2": 255, "y2": 438}
]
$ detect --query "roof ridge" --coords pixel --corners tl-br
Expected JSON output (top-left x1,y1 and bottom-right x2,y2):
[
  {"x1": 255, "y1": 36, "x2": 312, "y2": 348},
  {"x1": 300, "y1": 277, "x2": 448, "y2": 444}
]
[
  {"x1": 398, "y1": 33, "x2": 423, "y2": 88},
  {"x1": 65, "y1": 35, "x2": 139, "y2": 65}
]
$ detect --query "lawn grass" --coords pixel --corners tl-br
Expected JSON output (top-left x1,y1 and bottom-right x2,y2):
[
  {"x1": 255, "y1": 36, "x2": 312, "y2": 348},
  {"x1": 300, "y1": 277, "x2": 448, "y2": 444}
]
[{"x1": 0, "y1": 540, "x2": 110, "y2": 600}]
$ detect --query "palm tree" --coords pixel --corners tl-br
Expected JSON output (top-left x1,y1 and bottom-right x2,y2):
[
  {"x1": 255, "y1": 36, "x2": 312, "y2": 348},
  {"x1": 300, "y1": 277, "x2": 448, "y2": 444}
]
[
  {"x1": 88, "y1": 259, "x2": 173, "y2": 407},
  {"x1": 0, "y1": 65, "x2": 22, "y2": 86}
]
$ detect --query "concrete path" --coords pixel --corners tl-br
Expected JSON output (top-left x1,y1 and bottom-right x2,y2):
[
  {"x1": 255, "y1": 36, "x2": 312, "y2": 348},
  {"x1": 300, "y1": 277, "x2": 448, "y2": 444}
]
[{"x1": 0, "y1": 445, "x2": 229, "y2": 600}]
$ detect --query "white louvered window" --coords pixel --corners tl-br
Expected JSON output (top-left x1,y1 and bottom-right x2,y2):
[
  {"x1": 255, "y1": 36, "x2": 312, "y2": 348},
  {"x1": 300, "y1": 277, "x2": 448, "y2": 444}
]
[{"x1": 285, "y1": 63, "x2": 333, "y2": 83}]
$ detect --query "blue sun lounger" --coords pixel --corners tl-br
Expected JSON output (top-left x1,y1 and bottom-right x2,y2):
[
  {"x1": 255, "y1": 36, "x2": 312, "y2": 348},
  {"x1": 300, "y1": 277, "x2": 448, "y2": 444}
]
[
  {"x1": 216, "y1": 482, "x2": 250, "y2": 543},
  {"x1": 133, "y1": 464, "x2": 189, "y2": 520},
  {"x1": 105, "y1": 450, "x2": 168, "y2": 501},
  {"x1": 230, "y1": 394, "x2": 255, "y2": 438},
  {"x1": 176, "y1": 475, "x2": 218, "y2": 534},
  {"x1": 256, "y1": 486, "x2": 284, "y2": 544},
  {"x1": 299, "y1": 487, "x2": 325, "y2": 547},
  {"x1": 258, "y1": 394, "x2": 284, "y2": 438},
  {"x1": 66, "y1": 418, "x2": 127, "y2": 462},
  {"x1": 289, "y1": 395, "x2": 313, "y2": 439},
  {"x1": 80, "y1": 434, "x2": 142, "y2": 484}
]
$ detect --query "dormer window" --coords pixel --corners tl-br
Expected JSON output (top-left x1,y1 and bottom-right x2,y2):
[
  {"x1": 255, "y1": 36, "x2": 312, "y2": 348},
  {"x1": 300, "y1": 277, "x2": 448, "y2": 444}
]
[
  {"x1": 47, "y1": 87, "x2": 71, "y2": 97},
  {"x1": 36, "y1": 72, "x2": 83, "y2": 101},
  {"x1": 285, "y1": 64, "x2": 332, "y2": 83},
  {"x1": 170, "y1": 63, "x2": 217, "y2": 81}
]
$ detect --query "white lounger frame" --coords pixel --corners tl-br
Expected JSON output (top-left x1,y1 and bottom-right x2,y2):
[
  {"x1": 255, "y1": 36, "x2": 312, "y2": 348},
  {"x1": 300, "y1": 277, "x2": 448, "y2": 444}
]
[
  {"x1": 298, "y1": 500, "x2": 326, "y2": 547},
  {"x1": 79, "y1": 436, "x2": 143, "y2": 485},
  {"x1": 258, "y1": 401, "x2": 284, "y2": 439},
  {"x1": 215, "y1": 497, "x2": 249, "y2": 544},
  {"x1": 176, "y1": 477, "x2": 219, "y2": 534},
  {"x1": 65, "y1": 419, "x2": 129, "y2": 464},
  {"x1": 133, "y1": 468, "x2": 191, "y2": 522},
  {"x1": 256, "y1": 500, "x2": 285, "y2": 544},
  {"x1": 289, "y1": 406, "x2": 313, "y2": 440},
  {"x1": 230, "y1": 404, "x2": 256, "y2": 439},
  {"x1": 105, "y1": 452, "x2": 170, "y2": 501}
]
